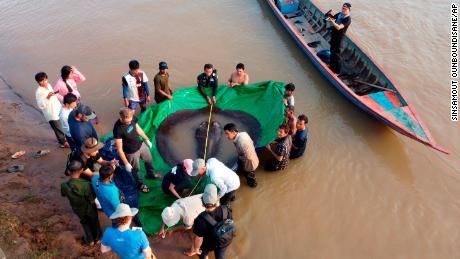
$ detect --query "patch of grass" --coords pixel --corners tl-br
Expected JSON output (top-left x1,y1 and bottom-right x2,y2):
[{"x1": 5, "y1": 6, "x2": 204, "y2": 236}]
[
  {"x1": 0, "y1": 208, "x2": 20, "y2": 248},
  {"x1": 29, "y1": 249, "x2": 59, "y2": 259},
  {"x1": 20, "y1": 192, "x2": 44, "y2": 204}
]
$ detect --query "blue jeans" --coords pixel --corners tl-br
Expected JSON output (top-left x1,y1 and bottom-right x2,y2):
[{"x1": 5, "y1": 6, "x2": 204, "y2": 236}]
[{"x1": 128, "y1": 100, "x2": 147, "y2": 112}]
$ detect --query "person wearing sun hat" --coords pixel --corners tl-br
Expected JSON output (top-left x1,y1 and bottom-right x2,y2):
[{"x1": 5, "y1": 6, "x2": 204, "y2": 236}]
[
  {"x1": 158, "y1": 190, "x2": 206, "y2": 238},
  {"x1": 101, "y1": 203, "x2": 157, "y2": 259},
  {"x1": 69, "y1": 137, "x2": 118, "y2": 180},
  {"x1": 161, "y1": 158, "x2": 194, "y2": 199}
]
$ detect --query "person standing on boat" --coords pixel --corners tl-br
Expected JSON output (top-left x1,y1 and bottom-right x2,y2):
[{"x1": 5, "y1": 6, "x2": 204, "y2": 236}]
[
  {"x1": 197, "y1": 64, "x2": 218, "y2": 105},
  {"x1": 326, "y1": 3, "x2": 352, "y2": 74}
]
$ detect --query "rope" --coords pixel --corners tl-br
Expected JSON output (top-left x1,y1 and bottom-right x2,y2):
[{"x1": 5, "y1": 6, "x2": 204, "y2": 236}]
[
  {"x1": 188, "y1": 103, "x2": 213, "y2": 197},
  {"x1": 161, "y1": 104, "x2": 214, "y2": 238}
]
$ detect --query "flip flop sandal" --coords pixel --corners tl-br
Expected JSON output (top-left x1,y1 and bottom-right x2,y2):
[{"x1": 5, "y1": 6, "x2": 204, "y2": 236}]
[
  {"x1": 139, "y1": 184, "x2": 150, "y2": 193},
  {"x1": 31, "y1": 149, "x2": 50, "y2": 158},
  {"x1": 7, "y1": 164, "x2": 24, "y2": 173},
  {"x1": 11, "y1": 150, "x2": 26, "y2": 159}
]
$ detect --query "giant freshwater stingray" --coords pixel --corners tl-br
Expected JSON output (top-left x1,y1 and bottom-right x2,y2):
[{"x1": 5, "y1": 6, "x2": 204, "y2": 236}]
[{"x1": 156, "y1": 107, "x2": 261, "y2": 166}]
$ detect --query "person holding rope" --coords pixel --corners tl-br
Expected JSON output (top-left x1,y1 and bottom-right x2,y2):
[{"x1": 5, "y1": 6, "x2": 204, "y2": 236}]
[
  {"x1": 191, "y1": 158, "x2": 240, "y2": 206},
  {"x1": 197, "y1": 63, "x2": 218, "y2": 105}
]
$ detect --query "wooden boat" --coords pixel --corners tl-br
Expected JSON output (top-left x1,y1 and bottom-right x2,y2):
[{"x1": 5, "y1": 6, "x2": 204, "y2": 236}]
[{"x1": 266, "y1": 0, "x2": 449, "y2": 154}]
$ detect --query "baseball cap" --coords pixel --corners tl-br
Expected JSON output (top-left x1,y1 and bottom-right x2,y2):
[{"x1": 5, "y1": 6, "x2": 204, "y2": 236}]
[
  {"x1": 159, "y1": 61, "x2": 168, "y2": 70},
  {"x1": 191, "y1": 159, "x2": 206, "y2": 176},
  {"x1": 202, "y1": 184, "x2": 218, "y2": 205},
  {"x1": 76, "y1": 104, "x2": 96, "y2": 120}
]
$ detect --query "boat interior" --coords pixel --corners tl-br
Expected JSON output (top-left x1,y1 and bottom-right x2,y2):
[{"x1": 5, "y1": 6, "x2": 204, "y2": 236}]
[{"x1": 278, "y1": 0, "x2": 398, "y2": 99}]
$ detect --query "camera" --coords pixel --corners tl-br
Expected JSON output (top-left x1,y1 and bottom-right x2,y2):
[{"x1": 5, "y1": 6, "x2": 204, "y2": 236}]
[{"x1": 324, "y1": 9, "x2": 333, "y2": 21}]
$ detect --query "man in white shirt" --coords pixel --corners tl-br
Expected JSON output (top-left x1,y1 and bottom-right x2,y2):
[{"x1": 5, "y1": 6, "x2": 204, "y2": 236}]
[
  {"x1": 158, "y1": 193, "x2": 205, "y2": 237},
  {"x1": 191, "y1": 158, "x2": 240, "y2": 206},
  {"x1": 35, "y1": 72, "x2": 66, "y2": 147}
]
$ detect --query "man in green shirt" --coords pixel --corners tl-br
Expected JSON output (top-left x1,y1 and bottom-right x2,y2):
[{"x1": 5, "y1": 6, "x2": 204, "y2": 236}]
[
  {"x1": 61, "y1": 160, "x2": 101, "y2": 245},
  {"x1": 153, "y1": 61, "x2": 173, "y2": 103},
  {"x1": 197, "y1": 63, "x2": 218, "y2": 105}
]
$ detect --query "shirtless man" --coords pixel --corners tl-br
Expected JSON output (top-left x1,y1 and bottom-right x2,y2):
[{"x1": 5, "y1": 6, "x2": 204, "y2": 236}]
[{"x1": 227, "y1": 63, "x2": 249, "y2": 87}]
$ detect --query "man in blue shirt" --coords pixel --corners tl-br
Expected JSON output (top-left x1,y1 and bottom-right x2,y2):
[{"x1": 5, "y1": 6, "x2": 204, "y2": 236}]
[
  {"x1": 290, "y1": 114, "x2": 309, "y2": 159},
  {"x1": 91, "y1": 165, "x2": 121, "y2": 221},
  {"x1": 101, "y1": 203, "x2": 156, "y2": 259},
  {"x1": 68, "y1": 104, "x2": 98, "y2": 149}
]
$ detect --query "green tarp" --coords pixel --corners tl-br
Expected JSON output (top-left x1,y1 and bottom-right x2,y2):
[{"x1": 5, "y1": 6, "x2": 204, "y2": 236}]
[{"x1": 110, "y1": 80, "x2": 286, "y2": 235}]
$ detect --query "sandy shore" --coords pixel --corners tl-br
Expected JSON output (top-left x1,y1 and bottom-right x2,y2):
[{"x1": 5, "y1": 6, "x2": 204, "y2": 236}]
[{"x1": 0, "y1": 77, "x2": 192, "y2": 258}]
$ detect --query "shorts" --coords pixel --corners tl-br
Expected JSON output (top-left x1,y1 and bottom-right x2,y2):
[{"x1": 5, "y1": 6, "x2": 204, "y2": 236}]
[{"x1": 128, "y1": 100, "x2": 146, "y2": 110}]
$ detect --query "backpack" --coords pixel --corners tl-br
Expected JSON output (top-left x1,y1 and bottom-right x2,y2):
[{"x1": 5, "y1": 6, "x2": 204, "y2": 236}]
[{"x1": 202, "y1": 206, "x2": 236, "y2": 248}]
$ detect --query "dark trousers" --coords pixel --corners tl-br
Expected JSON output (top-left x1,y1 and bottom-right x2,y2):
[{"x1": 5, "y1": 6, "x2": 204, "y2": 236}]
[
  {"x1": 65, "y1": 135, "x2": 76, "y2": 152},
  {"x1": 199, "y1": 246, "x2": 228, "y2": 259},
  {"x1": 220, "y1": 190, "x2": 236, "y2": 206},
  {"x1": 126, "y1": 143, "x2": 155, "y2": 187},
  {"x1": 79, "y1": 213, "x2": 101, "y2": 244},
  {"x1": 48, "y1": 120, "x2": 66, "y2": 145},
  {"x1": 237, "y1": 159, "x2": 257, "y2": 187},
  {"x1": 329, "y1": 38, "x2": 343, "y2": 74}
]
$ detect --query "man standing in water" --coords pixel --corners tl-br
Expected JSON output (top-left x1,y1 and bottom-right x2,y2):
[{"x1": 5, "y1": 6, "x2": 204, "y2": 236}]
[
  {"x1": 197, "y1": 64, "x2": 218, "y2": 105},
  {"x1": 326, "y1": 3, "x2": 351, "y2": 74},
  {"x1": 223, "y1": 123, "x2": 259, "y2": 188},
  {"x1": 227, "y1": 63, "x2": 249, "y2": 87}
]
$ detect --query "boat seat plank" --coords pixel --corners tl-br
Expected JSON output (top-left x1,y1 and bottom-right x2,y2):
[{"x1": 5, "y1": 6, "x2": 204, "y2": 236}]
[{"x1": 383, "y1": 91, "x2": 403, "y2": 108}]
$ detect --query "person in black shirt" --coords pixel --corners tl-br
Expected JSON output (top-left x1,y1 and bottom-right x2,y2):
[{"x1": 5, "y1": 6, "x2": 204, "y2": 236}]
[
  {"x1": 290, "y1": 114, "x2": 309, "y2": 159},
  {"x1": 113, "y1": 107, "x2": 159, "y2": 193},
  {"x1": 185, "y1": 184, "x2": 232, "y2": 259},
  {"x1": 197, "y1": 64, "x2": 218, "y2": 105},
  {"x1": 161, "y1": 159, "x2": 193, "y2": 199},
  {"x1": 326, "y1": 3, "x2": 352, "y2": 74},
  {"x1": 69, "y1": 137, "x2": 117, "y2": 180}
]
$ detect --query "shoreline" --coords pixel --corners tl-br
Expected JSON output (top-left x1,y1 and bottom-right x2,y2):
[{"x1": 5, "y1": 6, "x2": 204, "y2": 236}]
[{"x1": 0, "y1": 77, "x2": 191, "y2": 258}]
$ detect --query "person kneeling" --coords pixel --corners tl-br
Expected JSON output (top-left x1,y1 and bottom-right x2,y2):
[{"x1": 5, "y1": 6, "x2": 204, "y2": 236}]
[
  {"x1": 265, "y1": 125, "x2": 292, "y2": 171},
  {"x1": 159, "y1": 192, "x2": 206, "y2": 238},
  {"x1": 161, "y1": 159, "x2": 194, "y2": 199}
]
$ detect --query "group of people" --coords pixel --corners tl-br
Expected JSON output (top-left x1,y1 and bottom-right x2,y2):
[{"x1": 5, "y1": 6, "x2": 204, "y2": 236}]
[{"x1": 34, "y1": 59, "x2": 308, "y2": 259}]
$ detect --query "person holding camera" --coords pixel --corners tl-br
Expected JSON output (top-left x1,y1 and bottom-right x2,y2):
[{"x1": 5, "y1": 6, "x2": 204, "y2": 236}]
[
  {"x1": 325, "y1": 3, "x2": 352, "y2": 74},
  {"x1": 197, "y1": 63, "x2": 218, "y2": 105}
]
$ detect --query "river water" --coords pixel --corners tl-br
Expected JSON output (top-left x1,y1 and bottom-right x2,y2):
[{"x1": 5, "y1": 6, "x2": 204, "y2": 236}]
[{"x1": 1, "y1": 0, "x2": 459, "y2": 258}]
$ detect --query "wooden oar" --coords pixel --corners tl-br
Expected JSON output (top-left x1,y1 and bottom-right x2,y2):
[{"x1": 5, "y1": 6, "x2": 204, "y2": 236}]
[{"x1": 353, "y1": 79, "x2": 396, "y2": 93}]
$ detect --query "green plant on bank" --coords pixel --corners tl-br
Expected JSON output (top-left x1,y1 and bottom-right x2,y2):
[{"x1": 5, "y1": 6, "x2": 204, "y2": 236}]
[
  {"x1": 29, "y1": 249, "x2": 59, "y2": 259},
  {"x1": 20, "y1": 192, "x2": 44, "y2": 204},
  {"x1": 0, "y1": 208, "x2": 20, "y2": 248}
]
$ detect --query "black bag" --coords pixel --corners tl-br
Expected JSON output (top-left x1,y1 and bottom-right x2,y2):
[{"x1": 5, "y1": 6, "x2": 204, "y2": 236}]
[{"x1": 203, "y1": 206, "x2": 236, "y2": 248}]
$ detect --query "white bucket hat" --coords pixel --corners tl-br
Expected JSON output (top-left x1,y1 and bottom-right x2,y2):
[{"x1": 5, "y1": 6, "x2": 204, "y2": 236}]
[
  {"x1": 110, "y1": 203, "x2": 139, "y2": 219},
  {"x1": 161, "y1": 204, "x2": 182, "y2": 227}
]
